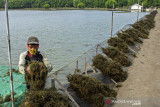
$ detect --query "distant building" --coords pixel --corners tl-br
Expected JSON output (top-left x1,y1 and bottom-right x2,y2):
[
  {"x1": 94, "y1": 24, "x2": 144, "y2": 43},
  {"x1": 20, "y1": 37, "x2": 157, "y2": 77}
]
[{"x1": 130, "y1": 4, "x2": 143, "y2": 12}]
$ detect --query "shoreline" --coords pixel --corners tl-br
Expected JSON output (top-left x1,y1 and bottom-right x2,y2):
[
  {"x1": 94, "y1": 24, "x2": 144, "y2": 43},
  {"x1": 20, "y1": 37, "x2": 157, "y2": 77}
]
[{"x1": 0, "y1": 7, "x2": 131, "y2": 11}]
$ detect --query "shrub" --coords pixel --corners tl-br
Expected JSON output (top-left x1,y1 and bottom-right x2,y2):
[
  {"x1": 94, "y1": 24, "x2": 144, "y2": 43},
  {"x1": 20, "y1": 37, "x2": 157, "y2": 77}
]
[
  {"x1": 77, "y1": 3, "x2": 85, "y2": 8},
  {"x1": 43, "y1": 4, "x2": 50, "y2": 9}
]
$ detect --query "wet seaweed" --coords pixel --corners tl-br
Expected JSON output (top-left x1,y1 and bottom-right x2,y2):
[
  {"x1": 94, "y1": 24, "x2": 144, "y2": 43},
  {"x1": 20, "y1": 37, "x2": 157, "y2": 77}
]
[
  {"x1": 132, "y1": 23, "x2": 149, "y2": 36},
  {"x1": 24, "y1": 61, "x2": 48, "y2": 90},
  {"x1": 102, "y1": 47, "x2": 131, "y2": 67},
  {"x1": 92, "y1": 54, "x2": 128, "y2": 82},
  {"x1": 67, "y1": 74, "x2": 117, "y2": 107},
  {"x1": 19, "y1": 88, "x2": 71, "y2": 107},
  {"x1": 21, "y1": 61, "x2": 71, "y2": 106},
  {"x1": 117, "y1": 32, "x2": 135, "y2": 46},
  {"x1": 124, "y1": 28, "x2": 143, "y2": 43},
  {"x1": 136, "y1": 11, "x2": 157, "y2": 31},
  {"x1": 129, "y1": 28, "x2": 148, "y2": 39},
  {"x1": 107, "y1": 37, "x2": 129, "y2": 53}
]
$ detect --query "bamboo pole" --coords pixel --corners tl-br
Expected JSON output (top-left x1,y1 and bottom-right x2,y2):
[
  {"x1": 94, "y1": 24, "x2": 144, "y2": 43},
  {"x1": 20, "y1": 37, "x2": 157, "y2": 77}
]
[
  {"x1": 51, "y1": 78, "x2": 55, "y2": 88},
  {"x1": 128, "y1": 47, "x2": 136, "y2": 53},
  {"x1": 137, "y1": 0, "x2": 140, "y2": 22},
  {"x1": 85, "y1": 57, "x2": 87, "y2": 75},
  {"x1": 74, "y1": 60, "x2": 78, "y2": 74},
  {"x1": 50, "y1": 74, "x2": 79, "y2": 107},
  {"x1": 142, "y1": 3, "x2": 143, "y2": 12},
  {"x1": 111, "y1": 4, "x2": 114, "y2": 37},
  {"x1": 5, "y1": 0, "x2": 14, "y2": 107},
  {"x1": 96, "y1": 45, "x2": 98, "y2": 55},
  {"x1": 111, "y1": 78, "x2": 118, "y2": 85}
]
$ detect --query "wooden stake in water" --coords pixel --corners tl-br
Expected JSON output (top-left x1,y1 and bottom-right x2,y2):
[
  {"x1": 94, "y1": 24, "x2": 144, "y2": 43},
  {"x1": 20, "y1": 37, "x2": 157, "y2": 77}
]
[
  {"x1": 142, "y1": 3, "x2": 143, "y2": 12},
  {"x1": 74, "y1": 60, "x2": 78, "y2": 74},
  {"x1": 96, "y1": 45, "x2": 98, "y2": 55},
  {"x1": 5, "y1": 0, "x2": 14, "y2": 107},
  {"x1": 137, "y1": 0, "x2": 140, "y2": 22},
  {"x1": 111, "y1": 4, "x2": 114, "y2": 37},
  {"x1": 85, "y1": 57, "x2": 87, "y2": 75}
]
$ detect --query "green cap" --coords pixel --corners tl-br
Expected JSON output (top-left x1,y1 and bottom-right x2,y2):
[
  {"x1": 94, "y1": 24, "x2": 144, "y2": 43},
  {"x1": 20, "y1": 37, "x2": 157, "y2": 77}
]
[{"x1": 27, "y1": 36, "x2": 39, "y2": 45}]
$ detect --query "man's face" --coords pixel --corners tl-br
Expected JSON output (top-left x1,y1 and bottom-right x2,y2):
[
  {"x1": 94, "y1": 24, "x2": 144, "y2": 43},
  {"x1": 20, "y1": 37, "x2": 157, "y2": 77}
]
[{"x1": 28, "y1": 44, "x2": 38, "y2": 55}]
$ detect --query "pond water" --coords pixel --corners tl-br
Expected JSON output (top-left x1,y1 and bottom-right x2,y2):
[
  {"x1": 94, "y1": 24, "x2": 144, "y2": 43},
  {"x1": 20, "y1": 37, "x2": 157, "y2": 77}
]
[{"x1": 0, "y1": 10, "x2": 148, "y2": 71}]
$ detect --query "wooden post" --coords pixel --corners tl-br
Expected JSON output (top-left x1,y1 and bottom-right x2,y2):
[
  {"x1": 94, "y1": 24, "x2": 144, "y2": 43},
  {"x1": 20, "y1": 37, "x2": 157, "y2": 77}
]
[
  {"x1": 142, "y1": 3, "x2": 143, "y2": 12},
  {"x1": 128, "y1": 47, "x2": 136, "y2": 53},
  {"x1": 51, "y1": 78, "x2": 55, "y2": 88},
  {"x1": 96, "y1": 45, "x2": 98, "y2": 55},
  {"x1": 137, "y1": 0, "x2": 140, "y2": 22},
  {"x1": 111, "y1": 78, "x2": 118, "y2": 85},
  {"x1": 5, "y1": 0, "x2": 14, "y2": 107},
  {"x1": 85, "y1": 57, "x2": 87, "y2": 75},
  {"x1": 74, "y1": 60, "x2": 78, "y2": 74},
  {"x1": 111, "y1": 4, "x2": 114, "y2": 37}
]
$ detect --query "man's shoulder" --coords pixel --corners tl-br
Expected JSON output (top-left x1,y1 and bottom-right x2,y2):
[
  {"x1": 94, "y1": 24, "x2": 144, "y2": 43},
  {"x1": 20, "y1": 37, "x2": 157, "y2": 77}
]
[{"x1": 20, "y1": 51, "x2": 28, "y2": 57}]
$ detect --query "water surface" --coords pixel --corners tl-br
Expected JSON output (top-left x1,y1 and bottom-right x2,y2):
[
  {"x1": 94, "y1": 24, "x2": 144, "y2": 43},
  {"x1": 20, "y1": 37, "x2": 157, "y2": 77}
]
[{"x1": 0, "y1": 10, "x2": 148, "y2": 71}]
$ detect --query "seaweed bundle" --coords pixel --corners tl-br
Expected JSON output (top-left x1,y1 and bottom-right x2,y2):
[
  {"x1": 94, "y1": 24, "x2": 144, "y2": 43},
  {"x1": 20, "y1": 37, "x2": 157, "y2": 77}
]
[
  {"x1": 130, "y1": 10, "x2": 157, "y2": 39},
  {"x1": 19, "y1": 88, "x2": 71, "y2": 107},
  {"x1": 136, "y1": 11, "x2": 157, "y2": 30},
  {"x1": 102, "y1": 47, "x2": 131, "y2": 67},
  {"x1": 92, "y1": 54, "x2": 127, "y2": 82},
  {"x1": 145, "y1": 15, "x2": 155, "y2": 28},
  {"x1": 107, "y1": 37, "x2": 129, "y2": 53},
  {"x1": 117, "y1": 32, "x2": 135, "y2": 46},
  {"x1": 67, "y1": 74, "x2": 117, "y2": 107},
  {"x1": 150, "y1": 10, "x2": 158, "y2": 17},
  {"x1": 128, "y1": 28, "x2": 148, "y2": 39},
  {"x1": 136, "y1": 20, "x2": 151, "y2": 30},
  {"x1": 25, "y1": 61, "x2": 48, "y2": 90},
  {"x1": 124, "y1": 28, "x2": 143, "y2": 43},
  {"x1": 132, "y1": 23, "x2": 149, "y2": 36}
]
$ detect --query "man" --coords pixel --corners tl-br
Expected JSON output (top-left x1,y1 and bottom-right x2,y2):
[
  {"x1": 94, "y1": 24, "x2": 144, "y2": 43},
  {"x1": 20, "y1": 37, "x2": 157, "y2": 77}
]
[{"x1": 18, "y1": 36, "x2": 52, "y2": 88}]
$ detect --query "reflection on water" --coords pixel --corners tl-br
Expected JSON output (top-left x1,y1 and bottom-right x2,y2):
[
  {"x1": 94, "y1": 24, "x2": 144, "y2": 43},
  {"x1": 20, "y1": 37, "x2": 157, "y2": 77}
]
[{"x1": 0, "y1": 10, "x2": 148, "y2": 71}]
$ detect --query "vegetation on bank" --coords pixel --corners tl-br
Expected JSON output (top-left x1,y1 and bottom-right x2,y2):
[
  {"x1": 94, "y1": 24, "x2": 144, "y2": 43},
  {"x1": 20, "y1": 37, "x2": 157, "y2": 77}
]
[{"x1": 0, "y1": 0, "x2": 159, "y2": 9}]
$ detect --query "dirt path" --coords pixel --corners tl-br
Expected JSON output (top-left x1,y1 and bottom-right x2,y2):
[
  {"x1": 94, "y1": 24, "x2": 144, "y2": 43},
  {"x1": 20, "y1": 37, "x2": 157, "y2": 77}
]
[{"x1": 113, "y1": 10, "x2": 160, "y2": 107}]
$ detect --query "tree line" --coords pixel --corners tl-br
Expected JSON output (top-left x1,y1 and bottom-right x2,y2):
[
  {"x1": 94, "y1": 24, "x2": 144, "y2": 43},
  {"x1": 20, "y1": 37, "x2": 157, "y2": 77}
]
[{"x1": 0, "y1": 0, "x2": 159, "y2": 9}]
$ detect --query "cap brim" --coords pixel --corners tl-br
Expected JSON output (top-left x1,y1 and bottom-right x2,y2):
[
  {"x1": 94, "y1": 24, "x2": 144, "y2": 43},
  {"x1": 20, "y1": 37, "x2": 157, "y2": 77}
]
[{"x1": 28, "y1": 42, "x2": 39, "y2": 45}]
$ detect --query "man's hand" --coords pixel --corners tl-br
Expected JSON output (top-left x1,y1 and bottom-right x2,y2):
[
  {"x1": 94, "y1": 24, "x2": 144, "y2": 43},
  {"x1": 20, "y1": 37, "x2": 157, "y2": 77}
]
[{"x1": 27, "y1": 66, "x2": 33, "y2": 75}]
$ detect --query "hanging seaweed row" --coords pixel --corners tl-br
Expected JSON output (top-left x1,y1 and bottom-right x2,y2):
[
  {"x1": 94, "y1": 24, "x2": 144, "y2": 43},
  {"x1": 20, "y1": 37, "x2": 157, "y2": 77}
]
[
  {"x1": 91, "y1": 10, "x2": 157, "y2": 83},
  {"x1": 67, "y1": 74, "x2": 117, "y2": 107},
  {"x1": 107, "y1": 10, "x2": 158, "y2": 53},
  {"x1": 66, "y1": 10, "x2": 157, "y2": 107}
]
